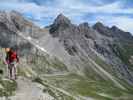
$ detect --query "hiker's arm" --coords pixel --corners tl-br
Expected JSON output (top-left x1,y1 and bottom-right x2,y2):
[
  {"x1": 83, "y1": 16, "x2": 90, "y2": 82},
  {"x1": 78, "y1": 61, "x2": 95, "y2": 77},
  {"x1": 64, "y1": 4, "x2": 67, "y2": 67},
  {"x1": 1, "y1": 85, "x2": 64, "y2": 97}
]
[
  {"x1": 5, "y1": 54, "x2": 9, "y2": 64},
  {"x1": 16, "y1": 55, "x2": 19, "y2": 63}
]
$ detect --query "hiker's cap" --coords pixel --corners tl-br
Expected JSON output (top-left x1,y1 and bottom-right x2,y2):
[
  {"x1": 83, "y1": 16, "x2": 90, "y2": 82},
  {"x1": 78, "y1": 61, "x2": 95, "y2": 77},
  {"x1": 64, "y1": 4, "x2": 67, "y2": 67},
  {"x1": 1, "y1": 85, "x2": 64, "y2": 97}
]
[{"x1": 5, "y1": 48, "x2": 10, "y2": 52}]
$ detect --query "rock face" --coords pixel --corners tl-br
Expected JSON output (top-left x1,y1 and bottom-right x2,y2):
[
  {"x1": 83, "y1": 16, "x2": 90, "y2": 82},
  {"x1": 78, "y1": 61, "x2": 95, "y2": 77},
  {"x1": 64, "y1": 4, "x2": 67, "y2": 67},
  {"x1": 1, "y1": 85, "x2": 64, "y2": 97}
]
[
  {"x1": 93, "y1": 22, "x2": 133, "y2": 42},
  {"x1": 129, "y1": 56, "x2": 133, "y2": 65},
  {"x1": 0, "y1": 11, "x2": 45, "y2": 56},
  {"x1": 49, "y1": 14, "x2": 133, "y2": 85},
  {"x1": 93, "y1": 22, "x2": 113, "y2": 37},
  {"x1": 49, "y1": 14, "x2": 74, "y2": 38},
  {"x1": 0, "y1": 11, "x2": 133, "y2": 99}
]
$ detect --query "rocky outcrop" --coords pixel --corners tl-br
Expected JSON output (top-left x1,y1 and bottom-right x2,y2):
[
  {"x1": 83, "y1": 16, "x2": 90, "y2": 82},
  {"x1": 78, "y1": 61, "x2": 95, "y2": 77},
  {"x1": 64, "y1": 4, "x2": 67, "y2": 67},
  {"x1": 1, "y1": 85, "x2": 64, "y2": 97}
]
[
  {"x1": 49, "y1": 14, "x2": 73, "y2": 37},
  {"x1": 93, "y1": 22, "x2": 133, "y2": 42},
  {"x1": 129, "y1": 56, "x2": 133, "y2": 65},
  {"x1": 93, "y1": 22, "x2": 113, "y2": 37},
  {"x1": 0, "y1": 11, "x2": 46, "y2": 56},
  {"x1": 49, "y1": 13, "x2": 133, "y2": 86}
]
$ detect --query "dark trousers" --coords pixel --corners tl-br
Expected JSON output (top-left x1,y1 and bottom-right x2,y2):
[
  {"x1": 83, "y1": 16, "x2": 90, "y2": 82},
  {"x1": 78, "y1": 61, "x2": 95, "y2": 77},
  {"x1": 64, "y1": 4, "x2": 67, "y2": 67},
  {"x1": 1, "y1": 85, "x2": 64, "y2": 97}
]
[{"x1": 8, "y1": 62, "x2": 17, "y2": 80}]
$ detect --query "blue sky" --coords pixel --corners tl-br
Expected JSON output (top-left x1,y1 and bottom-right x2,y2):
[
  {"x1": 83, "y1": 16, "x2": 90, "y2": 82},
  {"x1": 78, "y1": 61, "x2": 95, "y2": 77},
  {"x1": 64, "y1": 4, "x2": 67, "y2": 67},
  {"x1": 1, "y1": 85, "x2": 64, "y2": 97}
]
[{"x1": 0, "y1": 0, "x2": 133, "y2": 34}]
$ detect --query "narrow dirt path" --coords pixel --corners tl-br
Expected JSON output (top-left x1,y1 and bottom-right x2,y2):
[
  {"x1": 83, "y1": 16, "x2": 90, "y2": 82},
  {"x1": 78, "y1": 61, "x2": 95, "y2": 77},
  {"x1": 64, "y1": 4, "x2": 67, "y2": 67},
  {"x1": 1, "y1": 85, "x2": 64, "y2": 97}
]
[{"x1": 9, "y1": 77, "x2": 54, "y2": 100}]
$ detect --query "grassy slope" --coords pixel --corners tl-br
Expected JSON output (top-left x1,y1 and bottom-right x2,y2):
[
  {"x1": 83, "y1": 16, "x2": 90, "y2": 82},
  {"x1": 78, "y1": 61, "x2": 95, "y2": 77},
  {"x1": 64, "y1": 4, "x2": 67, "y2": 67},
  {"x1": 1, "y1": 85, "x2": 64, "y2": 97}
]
[
  {"x1": 34, "y1": 73, "x2": 133, "y2": 100},
  {"x1": 24, "y1": 52, "x2": 133, "y2": 100},
  {"x1": 28, "y1": 54, "x2": 68, "y2": 74},
  {"x1": 0, "y1": 59, "x2": 17, "y2": 97},
  {"x1": 112, "y1": 42, "x2": 133, "y2": 69},
  {"x1": 0, "y1": 45, "x2": 133, "y2": 99}
]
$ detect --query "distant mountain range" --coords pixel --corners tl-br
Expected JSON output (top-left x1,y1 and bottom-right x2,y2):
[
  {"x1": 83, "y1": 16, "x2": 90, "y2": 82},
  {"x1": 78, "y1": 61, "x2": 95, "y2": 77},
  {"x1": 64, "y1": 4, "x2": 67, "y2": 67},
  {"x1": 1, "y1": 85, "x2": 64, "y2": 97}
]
[{"x1": 0, "y1": 10, "x2": 133, "y2": 100}]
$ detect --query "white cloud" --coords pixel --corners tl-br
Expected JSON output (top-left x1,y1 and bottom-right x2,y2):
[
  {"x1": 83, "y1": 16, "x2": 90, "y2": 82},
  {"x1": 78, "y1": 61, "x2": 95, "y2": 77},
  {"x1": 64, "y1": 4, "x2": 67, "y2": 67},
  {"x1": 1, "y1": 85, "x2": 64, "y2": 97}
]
[
  {"x1": 0, "y1": 0, "x2": 133, "y2": 34},
  {"x1": 0, "y1": 0, "x2": 133, "y2": 18},
  {"x1": 109, "y1": 17, "x2": 133, "y2": 34}
]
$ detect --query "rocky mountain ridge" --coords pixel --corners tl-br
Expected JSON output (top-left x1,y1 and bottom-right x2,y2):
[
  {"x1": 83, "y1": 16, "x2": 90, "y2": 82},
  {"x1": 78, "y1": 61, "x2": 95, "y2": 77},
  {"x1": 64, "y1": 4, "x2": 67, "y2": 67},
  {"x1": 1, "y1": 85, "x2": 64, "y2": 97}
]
[
  {"x1": 0, "y1": 10, "x2": 133, "y2": 100},
  {"x1": 49, "y1": 13, "x2": 133, "y2": 86}
]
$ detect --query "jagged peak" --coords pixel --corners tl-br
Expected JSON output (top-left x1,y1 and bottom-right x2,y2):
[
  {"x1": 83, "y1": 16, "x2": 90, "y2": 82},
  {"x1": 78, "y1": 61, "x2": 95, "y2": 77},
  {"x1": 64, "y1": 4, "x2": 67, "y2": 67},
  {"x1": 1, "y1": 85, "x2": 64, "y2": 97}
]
[
  {"x1": 111, "y1": 25, "x2": 133, "y2": 38},
  {"x1": 79, "y1": 22, "x2": 90, "y2": 28},
  {"x1": 53, "y1": 13, "x2": 71, "y2": 25},
  {"x1": 10, "y1": 10, "x2": 22, "y2": 16},
  {"x1": 0, "y1": 10, "x2": 23, "y2": 23},
  {"x1": 57, "y1": 13, "x2": 66, "y2": 18},
  {"x1": 0, "y1": 10, "x2": 22, "y2": 17},
  {"x1": 111, "y1": 25, "x2": 117, "y2": 29},
  {"x1": 110, "y1": 25, "x2": 120, "y2": 31},
  {"x1": 93, "y1": 22, "x2": 105, "y2": 29}
]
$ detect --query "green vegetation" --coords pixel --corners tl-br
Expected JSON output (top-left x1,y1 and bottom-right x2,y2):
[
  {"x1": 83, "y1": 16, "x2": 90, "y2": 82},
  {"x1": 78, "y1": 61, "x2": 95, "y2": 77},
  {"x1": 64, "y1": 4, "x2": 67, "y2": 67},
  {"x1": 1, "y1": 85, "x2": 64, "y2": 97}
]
[
  {"x1": 0, "y1": 42, "x2": 132, "y2": 100},
  {"x1": 94, "y1": 56, "x2": 116, "y2": 76},
  {"x1": 112, "y1": 43, "x2": 133, "y2": 69},
  {"x1": 28, "y1": 54, "x2": 68, "y2": 74},
  {"x1": 0, "y1": 57, "x2": 17, "y2": 97},
  {"x1": 28, "y1": 49, "x2": 133, "y2": 100},
  {"x1": 0, "y1": 50, "x2": 17, "y2": 97},
  {"x1": 33, "y1": 77, "x2": 74, "y2": 100},
  {"x1": 0, "y1": 79, "x2": 17, "y2": 97},
  {"x1": 34, "y1": 73, "x2": 133, "y2": 100}
]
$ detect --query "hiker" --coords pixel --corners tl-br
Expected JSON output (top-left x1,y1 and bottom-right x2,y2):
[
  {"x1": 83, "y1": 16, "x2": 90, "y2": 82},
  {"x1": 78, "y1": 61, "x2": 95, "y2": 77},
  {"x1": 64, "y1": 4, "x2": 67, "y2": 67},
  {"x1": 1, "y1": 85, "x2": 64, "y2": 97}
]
[{"x1": 5, "y1": 48, "x2": 19, "y2": 80}]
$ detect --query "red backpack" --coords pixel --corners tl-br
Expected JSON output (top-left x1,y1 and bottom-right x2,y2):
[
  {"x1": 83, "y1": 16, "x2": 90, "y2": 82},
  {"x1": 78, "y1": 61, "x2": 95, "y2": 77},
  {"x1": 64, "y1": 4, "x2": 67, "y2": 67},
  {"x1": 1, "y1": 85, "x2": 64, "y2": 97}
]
[
  {"x1": 11, "y1": 51, "x2": 17, "y2": 61},
  {"x1": 7, "y1": 51, "x2": 19, "y2": 63}
]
